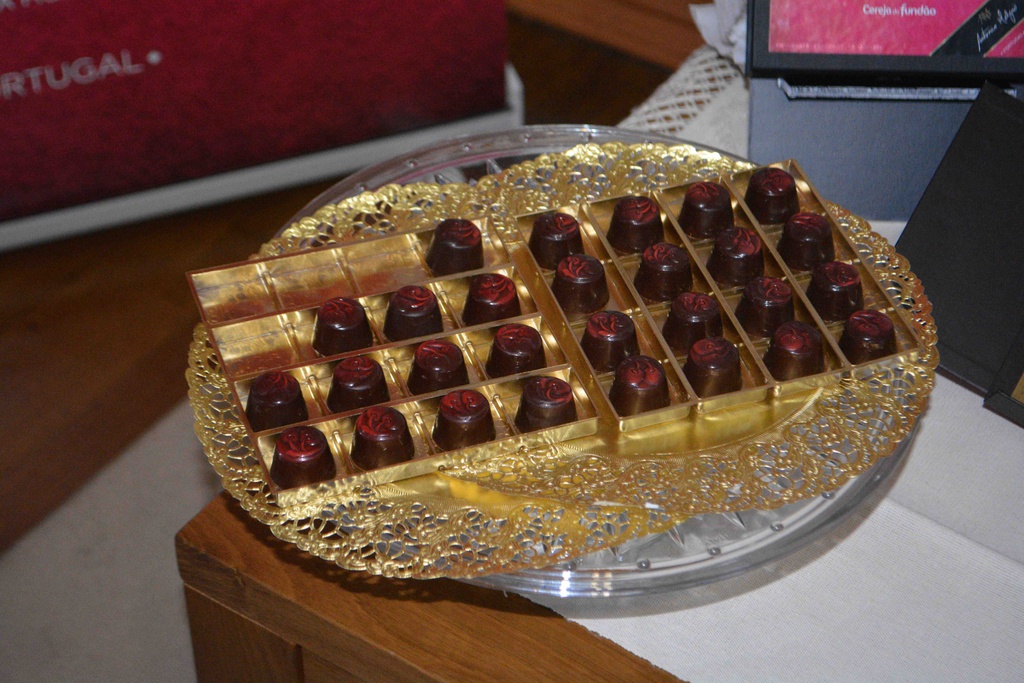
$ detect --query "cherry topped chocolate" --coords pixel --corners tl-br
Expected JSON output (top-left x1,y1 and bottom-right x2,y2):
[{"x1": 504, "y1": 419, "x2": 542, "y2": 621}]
[
  {"x1": 735, "y1": 276, "x2": 795, "y2": 338},
  {"x1": 383, "y1": 285, "x2": 443, "y2": 341},
  {"x1": 581, "y1": 310, "x2": 639, "y2": 372},
  {"x1": 270, "y1": 426, "x2": 335, "y2": 489},
  {"x1": 406, "y1": 339, "x2": 469, "y2": 395},
  {"x1": 679, "y1": 181, "x2": 734, "y2": 238},
  {"x1": 551, "y1": 254, "x2": 609, "y2": 315},
  {"x1": 633, "y1": 242, "x2": 692, "y2": 301},
  {"x1": 349, "y1": 406, "x2": 415, "y2": 471},
  {"x1": 707, "y1": 226, "x2": 765, "y2": 288},
  {"x1": 425, "y1": 218, "x2": 483, "y2": 276},
  {"x1": 744, "y1": 167, "x2": 800, "y2": 224},
  {"x1": 683, "y1": 337, "x2": 742, "y2": 398},
  {"x1": 608, "y1": 355, "x2": 671, "y2": 416},
  {"x1": 514, "y1": 376, "x2": 578, "y2": 432},
  {"x1": 528, "y1": 212, "x2": 584, "y2": 270},
  {"x1": 806, "y1": 261, "x2": 863, "y2": 322},
  {"x1": 326, "y1": 355, "x2": 390, "y2": 414},
  {"x1": 432, "y1": 389, "x2": 496, "y2": 451},
  {"x1": 485, "y1": 323, "x2": 545, "y2": 378},
  {"x1": 312, "y1": 296, "x2": 373, "y2": 357},
  {"x1": 461, "y1": 273, "x2": 521, "y2": 326},
  {"x1": 777, "y1": 212, "x2": 835, "y2": 271},
  {"x1": 662, "y1": 291, "x2": 723, "y2": 353},
  {"x1": 839, "y1": 309, "x2": 898, "y2": 364},
  {"x1": 763, "y1": 320, "x2": 824, "y2": 380},
  {"x1": 245, "y1": 371, "x2": 308, "y2": 431},
  {"x1": 606, "y1": 195, "x2": 663, "y2": 253}
]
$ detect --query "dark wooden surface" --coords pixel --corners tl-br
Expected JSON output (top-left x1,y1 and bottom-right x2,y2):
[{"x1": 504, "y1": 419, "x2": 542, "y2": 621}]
[
  {"x1": 0, "y1": 13, "x2": 674, "y2": 551},
  {"x1": 176, "y1": 493, "x2": 683, "y2": 682},
  {"x1": 508, "y1": 0, "x2": 703, "y2": 68}
]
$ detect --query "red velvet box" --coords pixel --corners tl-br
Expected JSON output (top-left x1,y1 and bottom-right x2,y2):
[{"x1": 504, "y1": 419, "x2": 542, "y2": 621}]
[{"x1": 0, "y1": 1, "x2": 508, "y2": 224}]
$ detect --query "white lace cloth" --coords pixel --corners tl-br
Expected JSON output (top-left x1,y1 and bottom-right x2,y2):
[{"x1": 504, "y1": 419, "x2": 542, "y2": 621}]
[
  {"x1": 619, "y1": 46, "x2": 749, "y2": 158},
  {"x1": 531, "y1": 49, "x2": 1024, "y2": 683}
]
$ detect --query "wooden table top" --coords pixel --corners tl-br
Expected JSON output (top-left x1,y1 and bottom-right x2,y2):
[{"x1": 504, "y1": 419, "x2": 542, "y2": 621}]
[{"x1": 177, "y1": 493, "x2": 682, "y2": 682}]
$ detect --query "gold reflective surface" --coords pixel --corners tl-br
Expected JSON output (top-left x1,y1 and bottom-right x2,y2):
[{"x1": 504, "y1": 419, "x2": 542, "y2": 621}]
[{"x1": 187, "y1": 142, "x2": 936, "y2": 578}]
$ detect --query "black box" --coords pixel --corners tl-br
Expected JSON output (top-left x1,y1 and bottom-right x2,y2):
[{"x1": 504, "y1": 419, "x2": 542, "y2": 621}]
[{"x1": 897, "y1": 83, "x2": 1024, "y2": 428}]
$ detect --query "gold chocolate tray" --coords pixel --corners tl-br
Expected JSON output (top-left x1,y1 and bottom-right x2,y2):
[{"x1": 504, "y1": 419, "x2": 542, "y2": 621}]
[{"x1": 187, "y1": 127, "x2": 936, "y2": 583}]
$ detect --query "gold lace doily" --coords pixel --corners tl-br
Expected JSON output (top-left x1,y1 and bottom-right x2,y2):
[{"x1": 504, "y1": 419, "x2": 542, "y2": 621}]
[{"x1": 187, "y1": 142, "x2": 936, "y2": 579}]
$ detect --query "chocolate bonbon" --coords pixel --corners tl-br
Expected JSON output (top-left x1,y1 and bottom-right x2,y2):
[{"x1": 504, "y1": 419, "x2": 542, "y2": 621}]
[
  {"x1": 425, "y1": 218, "x2": 483, "y2": 276},
  {"x1": 777, "y1": 212, "x2": 835, "y2": 271},
  {"x1": 606, "y1": 195, "x2": 663, "y2": 253},
  {"x1": 485, "y1": 323, "x2": 545, "y2": 378},
  {"x1": 763, "y1": 321, "x2": 824, "y2": 380},
  {"x1": 551, "y1": 254, "x2": 609, "y2": 314},
  {"x1": 662, "y1": 292, "x2": 723, "y2": 353},
  {"x1": 326, "y1": 355, "x2": 390, "y2": 413},
  {"x1": 350, "y1": 406, "x2": 415, "y2": 470},
  {"x1": 806, "y1": 261, "x2": 863, "y2": 322},
  {"x1": 839, "y1": 309, "x2": 898, "y2": 363},
  {"x1": 514, "y1": 376, "x2": 578, "y2": 432},
  {"x1": 735, "y1": 276, "x2": 794, "y2": 338},
  {"x1": 245, "y1": 371, "x2": 308, "y2": 431},
  {"x1": 683, "y1": 337, "x2": 742, "y2": 397},
  {"x1": 383, "y1": 285, "x2": 443, "y2": 341},
  {"x1": 608, "y1": 355, "x2": 671, "y2": 415},
  {"x1": 406, "y1": 339, "x2": 469, "y2": 395},
  {"x1": 432, "y1": 389, "x2": 496, "y2": 450},
  {"x1": 528, "y1": 212, "x2": 584, "y2": 269},
  {"x1": 312, "y1": 296, "x2": 374, "y2": 357},
  {"x1": 580, "y1": 310, "x2": 639, "y2": 372},
  {"x1": 707, "y1": 226, "x2": 765, "y2": 288},
  {"x1": 270, "y1": 426, "x2": 335, "y2": 489},
  {"x1": 744, "y1": 167, "x2": 800, "y2": 223},
  {"x1": 679, "y1": 181, "x2": 733, "y2": 238},
  {"x1": 633, "y1": 242, "x2": 692, "y2": 301},
  {"x1": 461, "y1": 273, "x2": 521, "y2": 325}
]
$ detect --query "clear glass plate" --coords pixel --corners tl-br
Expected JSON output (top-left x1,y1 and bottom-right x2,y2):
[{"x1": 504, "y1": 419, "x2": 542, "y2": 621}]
[{"x1": 279, "y1": 125, "x2": 914, "y2": 597}]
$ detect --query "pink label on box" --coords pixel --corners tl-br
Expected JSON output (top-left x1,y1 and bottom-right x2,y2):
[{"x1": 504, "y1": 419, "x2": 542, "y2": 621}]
[{"x1": 769, "y1": 0, "x2": 994, "y2": 55}]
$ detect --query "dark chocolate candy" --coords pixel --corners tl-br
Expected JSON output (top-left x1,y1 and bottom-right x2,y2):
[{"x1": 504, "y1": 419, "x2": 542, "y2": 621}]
[
  {"x1": 679, "y1": 181, "x2": 733, "y2": 238},
  {"x1": 461, "y1": 273, "x2": 521, "y2": 325},
  {"x1": 777, "y1": 212, "x2": 835, "y2": 271},
  {"x1": 633, "y1": 242, "x2": 692, "y2": 301},
  {"x1": 662, "y1": 292, "x2": 723, "y2": 353},
  {"x1": 744, "y1": 167, "x2": 800, "y2": 223},
  {"x1": 707, "y1": 226, "x2": 765, "y2": 288},
  {"x1": 839, "y1": 309, "x2": 898, "y2": 364},
  {"x1": 432, "y1": 389, "x2": 496, "y2": 451},
  {"x1": 312, "y1": 296, "x2": 373, "y2": 357},
  {"x1": 350, "y1": 406, "x2": 415, "y2": 470},
  {"x1": 514, "y1": 376, "x2": 578, "y2": 432},
  {"x1": 245, "y1": 371, "x2": 308, "y2": 431},
  {"x1": 270, "y1": 426, "x2": 335, "y2": 489},
  {"x1": 606, "y1": 195, "x2": 663, "y2": 253},
  {"x1": 581, "y1": 310, "x2": 639, "y2": 372},
  {"x1": 326, "y1": 355, "x2": 390, "y2": 413},
  {"x1": 735, "y1": 276, "x2": 795, "y2": 338},
  {"x1": 425, "y1": 218, "x2": 483, "y2": 276},
  {"x1": 529, "y1": 212, "x2": 584, "y2": 270},
  {"x1": 485, "y1": 323, "x2": 545, "y2": 377},
  {"x1": 383, "y1": 285, "x2": 443, "y2": 341},
  {"x1": 406, "y1": 339, "x2": 469, "y2": 395},
  {"x1": 551, "y1": 254, "x2": 609, "y2": 315},
  {"x1": 806, "y1": 261, "x2": 863, "y2": 322},
  {"x1": 683, "y1": 337, "x2": 742, "y2": 398},
  {"x1": 608, "y1": 355, "x2": 671, "y2": 415},
  {"x1": 763, "y1": 320, "x2": 825, "y2": 380}
]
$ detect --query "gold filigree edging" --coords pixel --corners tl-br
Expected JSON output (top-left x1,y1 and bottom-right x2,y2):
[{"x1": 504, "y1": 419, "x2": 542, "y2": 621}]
[{"x1": 186, "y1": 143, "x2": 936, "y2": 579}]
